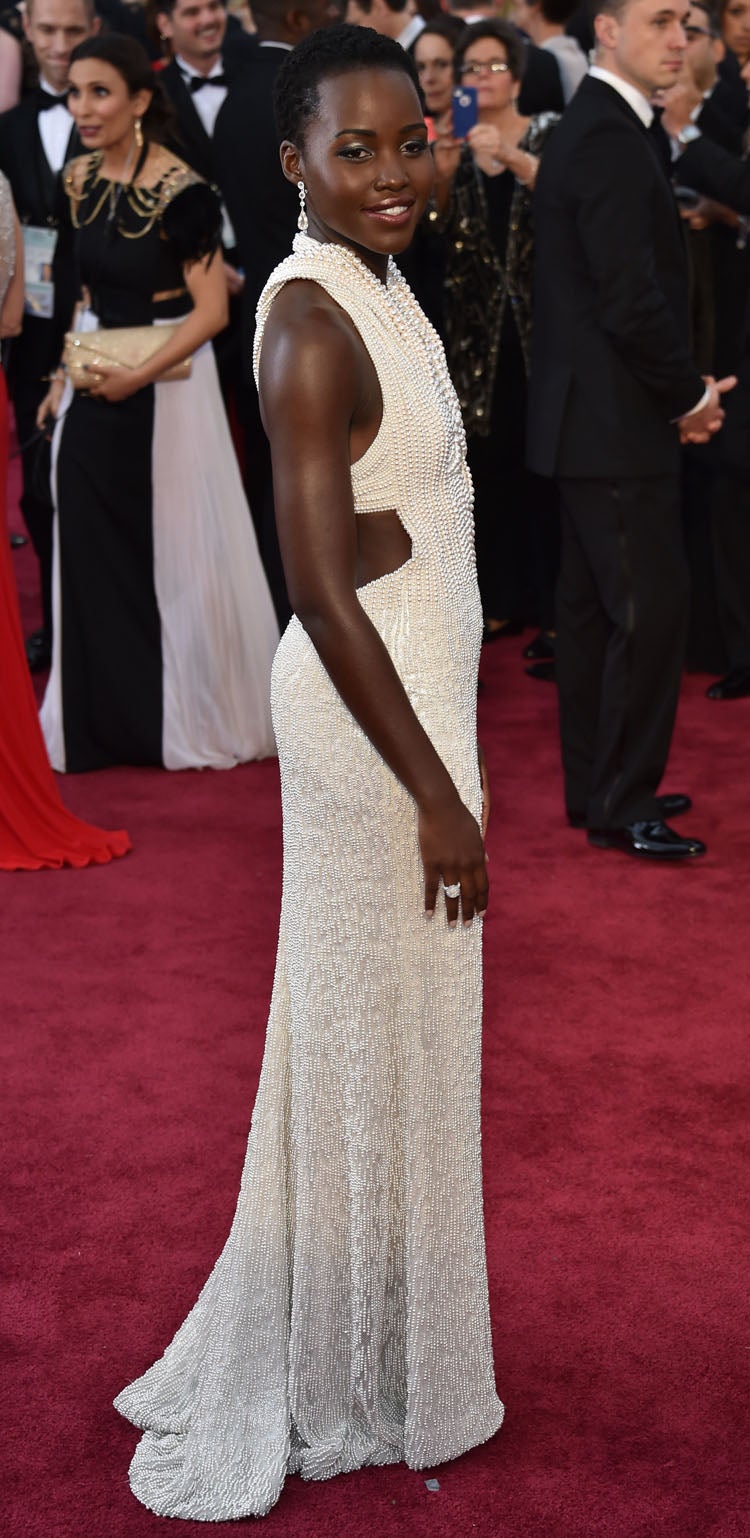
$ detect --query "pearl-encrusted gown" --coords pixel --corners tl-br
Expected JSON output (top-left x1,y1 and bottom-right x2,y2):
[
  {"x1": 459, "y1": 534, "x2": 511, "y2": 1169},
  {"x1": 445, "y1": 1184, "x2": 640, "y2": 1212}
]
[{"x1": 114, "y1": 234, "x2": 503, "y2": 1520}]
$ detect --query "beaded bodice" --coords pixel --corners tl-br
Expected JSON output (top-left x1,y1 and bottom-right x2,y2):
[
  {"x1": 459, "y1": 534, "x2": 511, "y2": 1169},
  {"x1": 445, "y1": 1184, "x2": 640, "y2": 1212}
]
[
  {"x1": 0, "y1": 171, "x2": 14, "y2": 315},
  {"x1": 63, "y1": 153, "x2": 222, "y2": 327},
  {"x1": 255, "y1": 235, "x2": 475, "y2": 571}
]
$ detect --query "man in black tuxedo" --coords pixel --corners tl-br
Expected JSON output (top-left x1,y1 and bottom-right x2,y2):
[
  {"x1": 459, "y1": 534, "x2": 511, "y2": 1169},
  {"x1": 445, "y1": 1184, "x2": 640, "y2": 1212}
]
[
  {"x1": 0, "y1": 0, "x2": 97, "y2": 671},
  {"x1": 156, "y1": 0, "x2": 258, "y2": 403},
  {"x1": 528, "y1": 0, "x2": 735, "y2": 860},
  {"x1": 214, "y1": 0, "x2": 339, "y2": 325},
  {"x1": 156, "y1": 0, "x2": 258, "y2": 189}
]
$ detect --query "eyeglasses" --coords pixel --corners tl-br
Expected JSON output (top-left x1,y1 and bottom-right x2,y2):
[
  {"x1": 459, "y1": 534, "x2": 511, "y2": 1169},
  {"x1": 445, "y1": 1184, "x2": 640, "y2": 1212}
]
[{"x1": 459, "y1": 60, "x2": 511, "y2": 77}]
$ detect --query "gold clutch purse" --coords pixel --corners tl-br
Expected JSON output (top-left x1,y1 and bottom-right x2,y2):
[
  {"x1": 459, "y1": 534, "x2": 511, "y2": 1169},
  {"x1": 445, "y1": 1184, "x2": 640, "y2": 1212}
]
[{"x1": 63, "y1": 325, "x2": 192, "y2": 388}]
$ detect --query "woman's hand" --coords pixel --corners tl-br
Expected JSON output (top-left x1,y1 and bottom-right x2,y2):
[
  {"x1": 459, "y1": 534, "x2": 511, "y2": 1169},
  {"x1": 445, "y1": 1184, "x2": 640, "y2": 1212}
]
[
  {"x1": 431, "y1": 129, "x2": 463, "y2": 207},
  {"x1": 478, "y1": 740, "x2": 491, "y2": 841},
  {"x1": 419, "y1": 790, "x2": 489, "y2": 927},
  {"x1": 467, "y1": 124, "x2": 537, "y2": 185},
  {"x1": 36, "y1": 375, "x2": 65, "y2": 431},
  {"x1": 467, "y1": 122, "x2": 510, "y2": 177},
  {"x1": 82, "y1": 362, "x2": 147, "y2": 402},
  {"x1": 432, "y1": 130, "x2": 463, "y2": 179}
]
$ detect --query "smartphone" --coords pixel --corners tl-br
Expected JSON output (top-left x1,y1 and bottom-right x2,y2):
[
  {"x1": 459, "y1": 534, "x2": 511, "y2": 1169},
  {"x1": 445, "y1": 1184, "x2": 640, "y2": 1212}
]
[{"x1": 452, "y1": 85, "x2": 478, "y2": 140}]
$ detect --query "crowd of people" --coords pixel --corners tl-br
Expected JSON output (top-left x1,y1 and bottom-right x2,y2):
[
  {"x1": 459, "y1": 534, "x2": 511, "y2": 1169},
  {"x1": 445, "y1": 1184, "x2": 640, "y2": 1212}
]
[{"x1": 0, "y1": 0, "x2": 748, "y2": 869}]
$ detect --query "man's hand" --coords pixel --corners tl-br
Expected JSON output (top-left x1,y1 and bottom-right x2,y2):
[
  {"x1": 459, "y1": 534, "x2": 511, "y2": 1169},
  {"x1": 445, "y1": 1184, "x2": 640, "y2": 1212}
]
[
  {"x1": 677, "y1": 374, "x2": 737, "y2": 443},
  {"x1": 661, "y1": 80, "x2": 702, "y2": 138},
  {"x1": 680, "y1": 196, "x2": 739, "y2": 232}
]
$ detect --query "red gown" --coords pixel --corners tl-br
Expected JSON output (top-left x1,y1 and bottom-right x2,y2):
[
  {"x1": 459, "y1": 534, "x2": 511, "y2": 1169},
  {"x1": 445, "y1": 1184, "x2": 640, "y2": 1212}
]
[{"x1": 0, "y1": 372, "x2": 131, "y2": 870}]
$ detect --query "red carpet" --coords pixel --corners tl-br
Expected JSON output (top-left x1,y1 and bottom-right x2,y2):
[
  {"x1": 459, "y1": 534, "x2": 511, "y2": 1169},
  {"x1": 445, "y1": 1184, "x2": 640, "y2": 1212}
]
[{"x1": 3, "y1": 508, "x2": 750, "y2": 1538}]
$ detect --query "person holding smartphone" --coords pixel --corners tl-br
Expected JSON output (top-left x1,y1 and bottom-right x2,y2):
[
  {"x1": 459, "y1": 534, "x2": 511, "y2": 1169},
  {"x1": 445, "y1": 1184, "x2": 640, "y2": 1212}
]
[{"x1": 432, "y1": 18, "x2": 559, "y2": 651}]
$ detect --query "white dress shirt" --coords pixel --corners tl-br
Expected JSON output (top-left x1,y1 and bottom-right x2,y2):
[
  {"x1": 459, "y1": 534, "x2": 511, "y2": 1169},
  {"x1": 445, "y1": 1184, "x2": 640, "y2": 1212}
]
[
  {"x1": 396, "y1": 14, "x2": 425, "y2": 52},
  {"x1": 176, "y1": 54, "x2": 228, "y2": 138},
  {"x1": 38, "y1": 77, "x2": 74, "y2": 173},
  {"x1": 588, "y1": 64, "x2": 653, "y2": 128},
  {"x1": 176, "y1": 54, "x2": 238, "y2": 250}
]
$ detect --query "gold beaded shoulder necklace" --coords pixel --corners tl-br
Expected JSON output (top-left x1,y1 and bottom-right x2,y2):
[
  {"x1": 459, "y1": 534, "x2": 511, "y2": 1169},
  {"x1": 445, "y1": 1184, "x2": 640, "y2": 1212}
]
[{"x1": 65, "y1": 143, "x2": 192, "y2": 240}]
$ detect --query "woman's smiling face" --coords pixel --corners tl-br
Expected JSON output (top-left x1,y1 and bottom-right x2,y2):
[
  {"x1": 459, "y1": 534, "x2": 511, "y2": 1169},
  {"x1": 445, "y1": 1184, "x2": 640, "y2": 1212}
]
[{"x1": 283, "y1": 67, "x2": 434, "y2": 275}]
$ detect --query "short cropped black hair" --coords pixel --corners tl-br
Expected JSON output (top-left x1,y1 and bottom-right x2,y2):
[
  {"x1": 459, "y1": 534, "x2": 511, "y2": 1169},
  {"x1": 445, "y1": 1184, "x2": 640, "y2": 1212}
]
[
  {"x1": 274, "y1": 22, "x2": 421, "y2": 146},
  {"x1": 690, "y1": 0, "x2": 721, "y2": 34}
]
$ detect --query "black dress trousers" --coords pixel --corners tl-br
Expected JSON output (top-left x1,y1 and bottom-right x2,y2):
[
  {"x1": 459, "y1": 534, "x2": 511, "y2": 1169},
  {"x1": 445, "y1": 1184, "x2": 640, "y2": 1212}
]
[{"x1": 556, "y1": 474, "x2": 690, "y2": 829}]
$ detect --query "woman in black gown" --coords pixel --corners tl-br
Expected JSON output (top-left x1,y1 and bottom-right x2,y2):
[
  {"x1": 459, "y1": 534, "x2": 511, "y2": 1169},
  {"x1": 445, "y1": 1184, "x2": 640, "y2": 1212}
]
[{"x1": 37, "y1": 35, "x2": 278, "y2": 773}]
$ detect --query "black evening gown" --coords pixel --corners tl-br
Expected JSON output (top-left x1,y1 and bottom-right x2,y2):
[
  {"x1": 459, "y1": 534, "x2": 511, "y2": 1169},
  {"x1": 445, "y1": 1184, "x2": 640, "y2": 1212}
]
[{"x1": 41, "y1": 154, "x2": 278, "y2": 773}]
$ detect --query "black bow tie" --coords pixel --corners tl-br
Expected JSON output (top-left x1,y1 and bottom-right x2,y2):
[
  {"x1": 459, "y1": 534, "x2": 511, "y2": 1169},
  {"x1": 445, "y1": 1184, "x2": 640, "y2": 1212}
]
[
  {"x1": 188, "y1": 74, "x2": 227, "y2": 93},
  {"x1": 37, "y1": 87, "x2": 68, "y2": 111}
]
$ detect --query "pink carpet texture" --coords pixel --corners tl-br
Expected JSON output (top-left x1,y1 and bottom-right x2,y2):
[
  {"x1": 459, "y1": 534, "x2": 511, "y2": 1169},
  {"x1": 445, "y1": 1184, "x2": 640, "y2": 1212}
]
[{"x1": 3, "y1": 488, "x2": 750, "y2": 1538}]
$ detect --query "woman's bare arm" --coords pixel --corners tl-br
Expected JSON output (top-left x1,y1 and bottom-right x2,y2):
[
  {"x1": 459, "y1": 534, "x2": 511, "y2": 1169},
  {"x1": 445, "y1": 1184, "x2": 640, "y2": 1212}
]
[
  {"x1": 85, "y1": 250, "x2": 228, "y2": 402},
  {"x1": 0, "y1": 210, "x2": 24, "y2": 337},
  {"x1": 260, "y1": 282, "x2": 488, "y2": 924},
  {"x1": 0, "y1": 30, "x2": 22, "y2": 114}
]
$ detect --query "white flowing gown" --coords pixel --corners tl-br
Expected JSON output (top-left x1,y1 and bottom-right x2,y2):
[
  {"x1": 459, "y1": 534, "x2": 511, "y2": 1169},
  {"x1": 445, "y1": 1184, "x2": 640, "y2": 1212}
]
[{"x1": 114, "y1": 234, "x2": 503, "y2": 1519}]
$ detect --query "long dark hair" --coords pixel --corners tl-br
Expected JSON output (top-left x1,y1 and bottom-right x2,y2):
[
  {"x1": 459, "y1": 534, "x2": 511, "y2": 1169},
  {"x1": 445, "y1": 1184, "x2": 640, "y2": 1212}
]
[{"x1": 69, "y1": 34, "x2": 177, "y2": 144}]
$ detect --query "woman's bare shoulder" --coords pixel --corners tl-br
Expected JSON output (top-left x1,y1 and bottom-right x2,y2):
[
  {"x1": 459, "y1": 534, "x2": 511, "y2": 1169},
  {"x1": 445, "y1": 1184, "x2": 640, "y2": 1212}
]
[
  {"x1": 265, "y1": 277, "x2": 361, "y2": 346},
  {"x1": 260, "y1": 279, "x2": 366, "y2": 430},
  {"x1": 262, "y1": 279, "x2": 364, "y2": 385}
]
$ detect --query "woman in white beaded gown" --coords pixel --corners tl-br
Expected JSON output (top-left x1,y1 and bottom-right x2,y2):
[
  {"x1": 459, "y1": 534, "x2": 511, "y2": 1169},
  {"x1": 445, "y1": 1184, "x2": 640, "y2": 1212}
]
[{"x1": 114, "y1": 24, "x2": 503, "y2": 1519}]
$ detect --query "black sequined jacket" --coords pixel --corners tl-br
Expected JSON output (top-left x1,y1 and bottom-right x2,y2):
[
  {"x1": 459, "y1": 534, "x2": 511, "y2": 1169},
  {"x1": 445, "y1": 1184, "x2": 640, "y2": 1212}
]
[{"x1": 440, "y1": 113, "x2": 558, "y2": 436}]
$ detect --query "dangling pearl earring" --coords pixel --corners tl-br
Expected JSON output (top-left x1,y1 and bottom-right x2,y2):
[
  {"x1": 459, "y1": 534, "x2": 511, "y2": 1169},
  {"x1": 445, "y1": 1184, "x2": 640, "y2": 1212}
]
[
  {"x1": 297, "y1": 180, "x2": 308, "y2": 234},
  {"x1": 134, "y1": 116, "x2": 144, "y2": 150}
]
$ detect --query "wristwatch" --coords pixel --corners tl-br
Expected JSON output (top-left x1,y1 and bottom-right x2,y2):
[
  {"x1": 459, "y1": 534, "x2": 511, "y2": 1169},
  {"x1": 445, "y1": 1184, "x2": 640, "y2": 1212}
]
[{"x1": 675, "y1": 124, "x2": 702, "y2": 149}]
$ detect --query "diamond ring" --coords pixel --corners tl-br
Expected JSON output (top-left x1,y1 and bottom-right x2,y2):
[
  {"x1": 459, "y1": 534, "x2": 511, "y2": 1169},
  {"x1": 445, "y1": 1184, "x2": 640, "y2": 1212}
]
[{"x1": 444, "y1": 882, "x2": 461, "y2": 900}]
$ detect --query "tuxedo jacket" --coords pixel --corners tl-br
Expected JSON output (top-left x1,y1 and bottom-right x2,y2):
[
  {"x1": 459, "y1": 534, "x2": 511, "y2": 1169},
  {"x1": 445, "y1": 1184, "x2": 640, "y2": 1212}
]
[
  {"x1": 212, "y1": 47, "x2": 298, "y2": 322},
  {"x1": 0, "y1": 90, "x2": 80, "y2": 385},
  {"x1": 159, "y1": 34, "x2": 258, "y2": 197},
  {"x1": 699, "y1": 50, "x2": 750, "y2": 157},
  {"x1": 527, "y1": 75, "x2": 704, "y2": 479}
]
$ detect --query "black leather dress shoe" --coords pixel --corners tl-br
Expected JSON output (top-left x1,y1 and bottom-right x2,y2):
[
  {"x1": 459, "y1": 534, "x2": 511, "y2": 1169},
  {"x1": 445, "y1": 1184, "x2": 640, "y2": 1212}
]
[
  {"x1": 523, "y1": 630, "x2": 555, "y2": 661},
  {"x1": 25, "y1": 629, "x2": 51, "y2": 673},
  {"x1": 656, "y1": 793, "x2": 691, "y2": 818},
  {"x1": 587, "y1": 820, "x2": 706, "y2": 859},
  {"x1": 526, "y1": 661, "x2": 556, "y2": 682},
  {"x1": 706, "y1": 668, "x2": 750, "y2": 700},
  {"x1": 568, "y1": 793, "x2": 692, "y2": 829}
]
